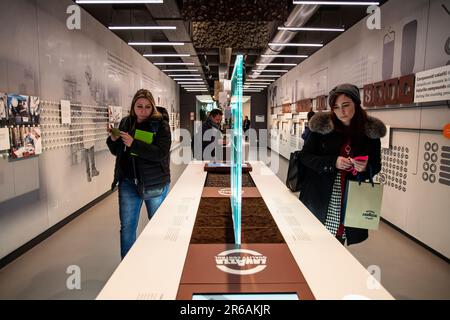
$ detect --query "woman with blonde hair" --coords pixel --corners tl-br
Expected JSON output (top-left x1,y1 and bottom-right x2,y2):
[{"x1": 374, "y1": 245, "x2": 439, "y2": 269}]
[{"x1": 107, "y1": 89, "x2": 171, "y2": 258}]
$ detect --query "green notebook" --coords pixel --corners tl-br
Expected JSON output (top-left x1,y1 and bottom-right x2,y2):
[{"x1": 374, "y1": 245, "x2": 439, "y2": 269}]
[
  {"x1": 131, "y1": 129, "x2": 154, "y2": 156},
  {"x1": 134, "y1": 129, "x2": 154, "y2": 144}
]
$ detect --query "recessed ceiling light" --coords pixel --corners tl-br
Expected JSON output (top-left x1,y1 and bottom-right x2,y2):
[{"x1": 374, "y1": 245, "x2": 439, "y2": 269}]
[
  {"x1": 129, "y1": 42, "x2": 184, "y2": 46},
  {"x1": 168, "y1": 74, "x2": 201, "y2": 77},
  {"x1": 162, "y1": 69, "x2": 199, "y2": 72},
  {"x1": 182, "y1": 86, "x2": 208, "y2": 89},
  {"x1": 77, "y1": 0, "x2": 163, "y2": 3},
  {"x1": 268, "y1": 43, "x2": 323, "y2": 47},
  {"x1": 278, "y1": 27, "x2": 344, "y2": 32},
  {"x1": 244, "y1": 86, "x2": 267, "y2": 88},
  {"x1": 245, "y1": 79, "x2": 275, "y2": 82},
  {"x1": 260, "y1": 54, "x2": 308, "y2": 58},
  {"x1": 154, "y1": 62, "x2": 195, "y2": 65},
  {"x1": 144, "y1": 54, "x2": 190, "y2": 57},
  {"x1": 109, "y1": 26, "x2": 175, "y2": 30},
  {"x1": 252, "y1": 75, "x2": 281, "y2": 78},
  {"x1": 256, "y1": 63, "x2": 297, "y2": 66},
  {"x1": 177, "y1": 82, "x2": 206, "y2": 84},
  {"x1": 293, "y1": 1, "x2": 379, "y2": 5},
  {"x1": 252, "y1": 70, "x2": 288, "y2": 73},
  {"x1": 174, "y1": 78, "x2": 203, "y2": 81}
]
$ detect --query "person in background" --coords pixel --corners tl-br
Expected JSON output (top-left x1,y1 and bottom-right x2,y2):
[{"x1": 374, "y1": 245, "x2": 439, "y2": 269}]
[
  {"x1": 299, "y1": 84, "x2": 386, "y2": 245},
  {"x1": 243, "y1": 116, "x2": 251, "y2": 141},
  {"x1": 201, "y1": 108, "x2": 223, "y2": 160},
  {"x1": 301, "y1": 111, "x2": 316, "y2": 141},
  {"x1": 107, "y1": 89, "x2": 171, "y2": 258}
]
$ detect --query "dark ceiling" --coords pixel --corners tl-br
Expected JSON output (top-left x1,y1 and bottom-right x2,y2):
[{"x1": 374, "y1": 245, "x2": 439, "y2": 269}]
[{"x1": 77, "y1": 0, "x2": 388, "y2": 94}]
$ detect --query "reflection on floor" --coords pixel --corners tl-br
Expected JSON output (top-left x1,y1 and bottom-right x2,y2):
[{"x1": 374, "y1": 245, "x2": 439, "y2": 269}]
[{"x1": 0, "y1": 149, "x2": 448, "y2": 299}]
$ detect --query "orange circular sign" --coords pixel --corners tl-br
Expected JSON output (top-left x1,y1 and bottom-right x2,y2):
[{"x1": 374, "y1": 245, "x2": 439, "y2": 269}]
[{"x1": 444, "y1": 123, "x2": 450, "y2": 139}]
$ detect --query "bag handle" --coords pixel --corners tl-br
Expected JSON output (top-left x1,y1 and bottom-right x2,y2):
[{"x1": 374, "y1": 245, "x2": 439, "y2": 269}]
[{"x1": 357, "y1": 164, "x2": 375, "y2": 187}]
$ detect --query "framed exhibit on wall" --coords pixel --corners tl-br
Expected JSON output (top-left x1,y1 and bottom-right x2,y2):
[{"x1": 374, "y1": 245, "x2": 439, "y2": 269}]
[
  {"x1": 10, "y1": 126, "x2": 42, "y2": 159},
  {"x1": 6, "y1": 94, "x2": 40, "y2": 126}
]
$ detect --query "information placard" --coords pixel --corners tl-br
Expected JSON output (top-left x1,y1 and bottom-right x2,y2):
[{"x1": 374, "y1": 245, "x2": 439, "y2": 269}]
[
  {"x1": 60, "y1": 100, "x2": 71, "y2": 125},
  {"x1": 414, "y1": 65, "x2": 450, "y2": 103}
]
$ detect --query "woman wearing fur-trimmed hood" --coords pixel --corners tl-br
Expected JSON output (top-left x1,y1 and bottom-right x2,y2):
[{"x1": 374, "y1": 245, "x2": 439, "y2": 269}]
[{"x1": 299, "y1": 84, "x2": 386, "y2": 246}]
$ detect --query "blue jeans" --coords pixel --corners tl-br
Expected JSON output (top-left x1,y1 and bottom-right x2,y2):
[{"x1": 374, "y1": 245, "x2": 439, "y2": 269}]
[{"x1": 118, "y1": 178, "x2": 170, "y2": 258}]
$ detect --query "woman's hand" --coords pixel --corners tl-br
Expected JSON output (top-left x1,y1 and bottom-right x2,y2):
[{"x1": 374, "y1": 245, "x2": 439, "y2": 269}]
[
  {"x1": 108, "y1": 126, "x2": 120, "y2": 141},
  {"x1": 352, "y1": 157, "x2": 368, "y2": 172},
  {"x1": 120, "y1": 132, "x2": 134, "y2": 147},
  {"x1": 336, "y1": 156, "x2": 353, "y2": 170}
]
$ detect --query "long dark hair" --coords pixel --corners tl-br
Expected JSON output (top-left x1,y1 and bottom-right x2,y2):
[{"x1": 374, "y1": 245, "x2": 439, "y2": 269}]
[
  {"x1": 129, "y1": 89, "x2": 162, "y2": 121},
  {"x1": 331, "y1": 93, "x2": 368, "y2": 145}
]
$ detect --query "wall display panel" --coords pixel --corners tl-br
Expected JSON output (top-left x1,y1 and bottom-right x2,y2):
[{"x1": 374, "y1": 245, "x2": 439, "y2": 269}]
[
  {"x1": 423, "y1": 0, "x2": 450, "y2": 69},
  {"x1": 267, "y1": 0, "x2": 430, "y2": 104},
  {"x1": 267, "y1": 0, "x2": 450, "y2": 257},
  {"x1": 0, "y1": 0, "x2": 180, "y2": 259},
  {"x1": 0, "y1": 0, "x2": 40, "y2": 96},
  {"x1": 375, "y1": 130, "x2": 450, "y2": 258},
  {"x1": 5, "y1": 94, "x2": 40, "y2": 126},
  {"x1": 9, "y1": 126, "x2": 42, "y2": 159}
]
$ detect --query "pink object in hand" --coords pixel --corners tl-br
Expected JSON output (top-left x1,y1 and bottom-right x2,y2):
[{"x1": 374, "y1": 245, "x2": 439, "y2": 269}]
[
  {"x1": 345, "y1": 155, "x2": 369, "y2": 175},
  {"x1": 353, "y1": 155, "x2": 369, "y2": 162}
]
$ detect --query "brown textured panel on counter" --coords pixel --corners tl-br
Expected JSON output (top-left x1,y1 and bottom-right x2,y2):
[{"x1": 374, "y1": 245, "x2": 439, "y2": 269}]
[
  {"x1": 205, "y1": 172, "x2": 255, "y2": 187},
  {"x1": 242, "y1": 227, "x2": 285, "y2": 243},
  {"x1": 180, "y1": 244, "x2": 307, "y2": 284},
  {"x1": 191, "y1": 198, "x2": 285, "y2": 244}
]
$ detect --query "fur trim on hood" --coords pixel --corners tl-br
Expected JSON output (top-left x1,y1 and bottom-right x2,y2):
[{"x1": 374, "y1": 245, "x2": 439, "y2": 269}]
[{"x1": 309, "y1": 112, "x2": 386, "y2": 139}]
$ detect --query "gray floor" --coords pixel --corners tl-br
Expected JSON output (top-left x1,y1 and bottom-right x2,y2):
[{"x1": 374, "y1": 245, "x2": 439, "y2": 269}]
[{"x1": 0, "y1": 149, "x2": 449, "y2": 300}]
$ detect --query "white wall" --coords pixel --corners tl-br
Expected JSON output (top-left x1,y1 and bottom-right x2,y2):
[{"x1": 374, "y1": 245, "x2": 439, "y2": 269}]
[
  {"x1": 0, "y1": 0, "x2": 179, "y2": 259},
  {"x1": 268, "y1": 0, "x2": 450, "y2": 258}
]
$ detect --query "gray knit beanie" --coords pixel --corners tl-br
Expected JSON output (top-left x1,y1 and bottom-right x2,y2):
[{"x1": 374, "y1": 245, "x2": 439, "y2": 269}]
[{"x1": 328, "y1": 83, "x2": 361, "y2": 108}]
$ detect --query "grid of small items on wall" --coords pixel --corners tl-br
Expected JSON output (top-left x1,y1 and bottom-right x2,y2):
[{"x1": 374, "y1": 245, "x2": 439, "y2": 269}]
[
  {"x1": 0, "y1": 91, "x2": 126, "y2": 161},
  {"x1": 40, "y1": 100, "x2": 120, "y2": 153},
  {"x1": 169, "y1": 112, "x2": 180, "y2": 137},
  {"x1": 0, "y1": 93, "x2": 41, "y2": 159},
  {"x1": 375, "y1": 145, "x2": 409, "y2": 193},
  {"x1": 422, "y1": 141, "x2": 450, "y2": 187}
]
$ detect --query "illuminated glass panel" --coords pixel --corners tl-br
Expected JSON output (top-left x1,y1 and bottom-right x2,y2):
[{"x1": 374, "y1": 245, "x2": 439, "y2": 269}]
[{"x1": 230, "y1": 55, "x2": 243, "y2": 245}]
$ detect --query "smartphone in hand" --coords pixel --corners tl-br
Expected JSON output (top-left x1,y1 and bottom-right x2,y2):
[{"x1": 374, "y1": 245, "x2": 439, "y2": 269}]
[{"x1": 111, "y1": 127, "x2": 121, "y2": 138}]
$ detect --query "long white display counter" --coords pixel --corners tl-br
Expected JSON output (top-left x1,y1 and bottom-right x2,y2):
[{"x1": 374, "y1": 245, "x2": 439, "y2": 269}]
[{"x1": 97, "y1": 161, "x2": 393, "y2": 300}]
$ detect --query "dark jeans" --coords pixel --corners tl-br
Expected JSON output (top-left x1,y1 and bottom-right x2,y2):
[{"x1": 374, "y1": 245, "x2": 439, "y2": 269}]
[{"x1": 118, "y1": 178, "x2": 170, "y2": 258}]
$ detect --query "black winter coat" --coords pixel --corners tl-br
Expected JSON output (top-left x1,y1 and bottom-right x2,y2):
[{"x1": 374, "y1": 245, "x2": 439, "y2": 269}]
[
  {"x1": 201, "y1": 117, "x2": 221, "y2": 160},
  {"x1": 299, "y1": 112, "x2": 386, "y2": 245},
  {"x1": 107, "y1": 115, "x2": 171, "y2": 191}
]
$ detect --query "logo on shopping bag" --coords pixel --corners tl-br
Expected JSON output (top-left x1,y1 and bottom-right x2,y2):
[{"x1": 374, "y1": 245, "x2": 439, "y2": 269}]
[
  {"x1": 362, "y1": 210, "x2": 378, "y2": 220},
  {"x1": 215, "y1": 249, "x2": 267, "y2": 275}
]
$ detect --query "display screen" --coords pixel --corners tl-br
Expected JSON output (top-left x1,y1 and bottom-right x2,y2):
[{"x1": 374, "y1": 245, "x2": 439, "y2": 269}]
[{"x1": 192, "y1": 293, "x2": 299, "y2": 300}]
